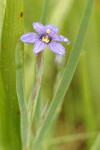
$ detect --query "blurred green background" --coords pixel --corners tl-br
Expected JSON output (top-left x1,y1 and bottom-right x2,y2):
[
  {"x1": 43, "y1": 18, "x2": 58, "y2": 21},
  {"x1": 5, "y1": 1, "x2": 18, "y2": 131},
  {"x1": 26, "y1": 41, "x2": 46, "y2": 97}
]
[
  {"x1": 23, "y1": 0, "x2": 100, "y2": 149},
  {"x1": 0, "y1": 0, "x2": 100, "y2": 150}
]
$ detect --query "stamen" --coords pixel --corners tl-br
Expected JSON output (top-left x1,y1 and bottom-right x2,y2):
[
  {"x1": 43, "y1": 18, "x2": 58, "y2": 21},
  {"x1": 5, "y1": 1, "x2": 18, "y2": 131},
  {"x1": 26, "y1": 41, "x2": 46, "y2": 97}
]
[
  {"x1": 46, "y1": 29, "x2": 51, "y2": 34},
  {"x1": 42, "y1": 35, "x2": 50, "y2": 43}
]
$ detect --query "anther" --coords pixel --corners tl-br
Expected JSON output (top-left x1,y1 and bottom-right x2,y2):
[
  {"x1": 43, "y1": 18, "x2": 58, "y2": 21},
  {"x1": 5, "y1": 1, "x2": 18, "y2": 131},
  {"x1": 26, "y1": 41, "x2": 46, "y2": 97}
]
[
  {"x1": 46, "y1": 29, "x2": 51, "y2": 34},
  {"x1": 42, "y1": 35, "x2": 50, "y2": 43}
]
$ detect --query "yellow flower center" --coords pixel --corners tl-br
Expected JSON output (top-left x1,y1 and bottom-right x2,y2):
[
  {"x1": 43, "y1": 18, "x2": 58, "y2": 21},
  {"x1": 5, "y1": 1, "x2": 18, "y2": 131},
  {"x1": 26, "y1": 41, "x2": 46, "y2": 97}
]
[
  {"x1": 42, "y1": 29, "x2": 51, "y2": 43},
  {"x1": 42, "y1": 35, "x2": 50, "y2": 43}
]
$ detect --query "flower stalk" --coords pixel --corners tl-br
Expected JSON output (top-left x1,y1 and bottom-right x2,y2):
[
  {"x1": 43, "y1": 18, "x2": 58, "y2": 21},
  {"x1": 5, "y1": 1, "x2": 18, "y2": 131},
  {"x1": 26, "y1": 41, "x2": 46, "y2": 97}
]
[{"x1": 28, "y1": 0, "x2": 50, "y2": 130}]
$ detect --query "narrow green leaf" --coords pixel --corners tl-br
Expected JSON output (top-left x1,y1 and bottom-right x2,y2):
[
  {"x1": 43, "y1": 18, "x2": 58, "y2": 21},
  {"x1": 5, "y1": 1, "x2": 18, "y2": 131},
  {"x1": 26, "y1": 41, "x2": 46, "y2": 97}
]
[
  {"x1": 48, "y1": 132, "x2": 98, "y2": 145},
  {"x1": 0, "y1": 0, "x2": 24, "y2": 149},
  {"x1": 34, "y1": 0, "x2": 94, "y2": 149},
  {"x1": 16, "y1": 42, "x2": 30, "y2": 150},
  {"x1": 80, "y1": 55, "x2": 96, "y2": 147},
  {"x1": 49, "y1": 0, "x2": 74, "y2": 26},
  {"x1": 91, "y1": 134, "x2": 100, "y2": 150},
  {"x1": 0, "y1": 0, "x2": 5, "y2": 43},
  {"x1": 40, "y1": 0, "x2": 50, "y2": 24}
]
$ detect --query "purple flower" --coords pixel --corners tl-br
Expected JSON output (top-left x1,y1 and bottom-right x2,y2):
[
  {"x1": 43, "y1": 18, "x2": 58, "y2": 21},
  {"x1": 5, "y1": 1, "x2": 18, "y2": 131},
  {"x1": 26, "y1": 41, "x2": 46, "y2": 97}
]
[{"x1": 20, "y1": 22, "x2": 70, "y2": 55}]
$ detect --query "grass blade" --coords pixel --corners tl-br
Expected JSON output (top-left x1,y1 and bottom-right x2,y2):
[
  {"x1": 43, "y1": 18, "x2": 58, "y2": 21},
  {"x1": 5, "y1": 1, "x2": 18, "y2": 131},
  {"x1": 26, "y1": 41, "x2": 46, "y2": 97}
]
[
  {"x1": 48, "y1": 132, "x2": 98, "y2": 145},
  {"x1": 0, "y1": 0, "x2": 24, "y2": 149},
  {"x1": 33, "y1": 0, "x2": 94, "y2": 149},
  {"x1": 91, "y1": 134, "x2": 100, "y2": 150},
  {"x1": 40, "y1": 0, "x2": 50, "y2": 24},
  {"x1": 16, "y1": 42, "x2": 30, "y2": 150},
  {"x1": 0, "y1": 0, "x2": 6, "y2": 44}
]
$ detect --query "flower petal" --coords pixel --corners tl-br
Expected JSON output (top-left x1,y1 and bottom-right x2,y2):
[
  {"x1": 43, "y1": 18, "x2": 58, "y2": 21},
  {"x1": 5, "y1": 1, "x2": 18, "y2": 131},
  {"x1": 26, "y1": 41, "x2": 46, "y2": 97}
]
[
  {"x1": 33, "y1": 40, "x2": 46, "y2": 53},
  {"x1": 33, "y1": 22, "x2": 45, "y2": 35},
  {"x1": 52, "y1": 35, "x2": 70, "y2": 43},
  {"x1": 45, "y1": 24, "x2": 58, "y2": 35},
  {"x1": 48, "y1": 42, "x2": 65, "y2": 55},
  {"x1": 55, "y1": 55, "x2": 62, "y2": 64},
  {"x1": 20, "y1": 33, "x2": 40, "y2": 43}
]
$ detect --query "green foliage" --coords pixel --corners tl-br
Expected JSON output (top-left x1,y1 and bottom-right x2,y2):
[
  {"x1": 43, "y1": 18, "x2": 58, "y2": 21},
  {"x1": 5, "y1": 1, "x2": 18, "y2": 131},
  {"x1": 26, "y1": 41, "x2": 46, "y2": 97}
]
[
  {"x1": 0, "y1": 0, "x2": 23, "y2": 149},
  {"x1": 91, "y1": 134, "x2": 100, "y2": 150},
  {"x1": 0, "y1": 0, "x2": 100, "y2": 150},
  {"x1": 16, "y1": 42, "x2": 30, "y2": 150}
]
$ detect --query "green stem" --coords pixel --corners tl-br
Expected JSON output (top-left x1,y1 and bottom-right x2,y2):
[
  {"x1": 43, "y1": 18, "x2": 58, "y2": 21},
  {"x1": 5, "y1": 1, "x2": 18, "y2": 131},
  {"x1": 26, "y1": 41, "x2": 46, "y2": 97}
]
[
  {"x1": 80, "y1": 54, "x2": 96, "y2": 147},
  {"x1": 28, "y1": 0, "x2": 50, "y2": 149},
  {"x1": 40, "y1": 0, "x2": 50, "y2": 24},
  {"x1": 48, "y1": 132, "x2": 98, "y2": 145},
  {"x1": 32, "y1": 0, "x2": 50, "y2": 125},
  {"x1": 28, "y1": 52, "x2": 43, "y2": 127}
]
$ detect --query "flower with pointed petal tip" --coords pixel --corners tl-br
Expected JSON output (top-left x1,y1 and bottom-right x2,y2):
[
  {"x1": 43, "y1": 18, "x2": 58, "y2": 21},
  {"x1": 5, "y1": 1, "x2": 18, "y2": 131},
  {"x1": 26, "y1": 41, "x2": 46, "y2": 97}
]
[{"x1": 20, "y1": 22, "x2": 70, "y2": 55}]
